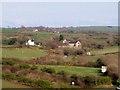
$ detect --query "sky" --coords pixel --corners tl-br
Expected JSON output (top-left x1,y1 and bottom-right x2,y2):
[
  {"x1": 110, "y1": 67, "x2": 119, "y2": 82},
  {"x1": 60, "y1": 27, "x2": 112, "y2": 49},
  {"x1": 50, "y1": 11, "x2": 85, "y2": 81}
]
[{"x1": 1, "y1": 2, "x2": 118, "y2": 27}]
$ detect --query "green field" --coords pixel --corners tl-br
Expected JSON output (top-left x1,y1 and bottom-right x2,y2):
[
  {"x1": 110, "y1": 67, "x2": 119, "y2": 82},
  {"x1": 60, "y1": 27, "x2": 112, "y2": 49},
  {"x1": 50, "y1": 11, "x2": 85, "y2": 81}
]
[
  {"x1": 2, "y1": 80, "x2": 31, "y2": 88},
  {"x1": 91, "y1": 46, "x2": 118, "y2": 55},
  {"x1": 30, "y1": 32, "x2": 55, "y2": 41},
  {"x1": 2, "y1": 28, "x2": 18, "y2": 33},
  {"x1": 38, "y1": 65, "x2": 101, "y2": 76},
  {"x1": 2, "y1": 48, "x2": 48, "y2": 60}
]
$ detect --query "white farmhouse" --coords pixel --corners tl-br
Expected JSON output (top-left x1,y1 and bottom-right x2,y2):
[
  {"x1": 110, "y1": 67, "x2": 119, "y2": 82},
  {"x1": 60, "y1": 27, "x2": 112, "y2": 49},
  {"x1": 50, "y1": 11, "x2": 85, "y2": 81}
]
[
  {"x1": 68, "y1": 41, "x2": 82, "y2": 48},
  {"x1": 75, "y1": 41, "x2": 81, "y2": 47},
  {"x1": 101, "y1": 66, "x2": 107, "y2": 73},
  {"x1": 62, "y1": 39, "x2": 82, "y2": 48},
  {"x1": 26, "y1": 39, "x2": 35, "y2": 46},
  {"x1": 86, "y1": 52, "x2": 91, "y2": 56},
  {"x1": 33, "y1": 29, "x2": 38, "y2": 32},
  {"x1": 63, "y1": 39, "x2": 67, "y2": 44}
]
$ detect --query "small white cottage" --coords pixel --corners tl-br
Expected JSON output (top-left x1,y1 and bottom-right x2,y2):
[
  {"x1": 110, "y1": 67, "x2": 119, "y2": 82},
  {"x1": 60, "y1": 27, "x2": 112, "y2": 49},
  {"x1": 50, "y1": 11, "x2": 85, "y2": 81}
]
[
  {"x1": 63, "y1": 39, "x2": 67, "y2": 44},
  {"x1": 101, "y1": 66, "x2": 107, "y2": 73},
  {"x1": 26, "y1": 39, "x2": 35, "y2": 46},
  {"x1": 86, "y1": 52, "x2": 91, "y2": 56},
  {"x1": 68, "y1": 41, "x2": 81, "y2": 48},
  {"x1": 33, "y1": 29, "x2": 38, "y2": 32}
]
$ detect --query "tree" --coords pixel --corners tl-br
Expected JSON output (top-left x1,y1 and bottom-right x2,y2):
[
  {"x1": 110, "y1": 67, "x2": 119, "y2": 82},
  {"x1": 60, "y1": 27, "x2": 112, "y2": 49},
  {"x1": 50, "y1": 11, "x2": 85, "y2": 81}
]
[{"x1": 59, "y1": 34, "x2": 64, "y2": 41}]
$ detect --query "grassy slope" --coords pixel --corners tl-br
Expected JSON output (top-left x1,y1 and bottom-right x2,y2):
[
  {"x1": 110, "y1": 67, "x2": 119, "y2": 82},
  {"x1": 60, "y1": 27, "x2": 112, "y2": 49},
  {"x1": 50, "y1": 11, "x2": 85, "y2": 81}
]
[
  {"x1": 2, "y1": 80, "x2": 31, "y2": 88},
  {"x1": 91, "y1": 46, "x2": 118, "y2": 55},
  {"x1": 30, "y1": 32, "x2": 55, "y2": 42},
  {"x1": 38, "y1": 65, "x2": 101, "y2": 76},
  {"x1": 2, "y1": 48, "x2": 48, "y2": 60}
]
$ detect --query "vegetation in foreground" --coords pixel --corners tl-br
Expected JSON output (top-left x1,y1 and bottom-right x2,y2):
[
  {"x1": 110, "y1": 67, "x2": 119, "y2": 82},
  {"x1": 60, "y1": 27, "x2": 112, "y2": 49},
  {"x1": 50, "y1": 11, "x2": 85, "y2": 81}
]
[{"x1": 1, "y1": 26, "x2": 119, "y2": 88}]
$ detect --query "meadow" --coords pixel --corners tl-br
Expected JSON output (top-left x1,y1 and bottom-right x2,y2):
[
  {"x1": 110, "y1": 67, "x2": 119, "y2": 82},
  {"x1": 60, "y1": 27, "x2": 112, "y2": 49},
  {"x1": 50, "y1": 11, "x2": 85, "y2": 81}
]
[
  {"x1": 2, "y1": 80, "x2": 32, "y2": 88},
  {"x1": 38, "y1": 65, "x2": 101, "y2": 76},
  {"x1": 1, "y1": 26, "x2": 119, "y2": 88},
  {"x1": 2, "y1": 48, "x2": 48, "y2": 60},
  {"x1": 91, "y1": 46, "x2": 118, "y2": 55}
]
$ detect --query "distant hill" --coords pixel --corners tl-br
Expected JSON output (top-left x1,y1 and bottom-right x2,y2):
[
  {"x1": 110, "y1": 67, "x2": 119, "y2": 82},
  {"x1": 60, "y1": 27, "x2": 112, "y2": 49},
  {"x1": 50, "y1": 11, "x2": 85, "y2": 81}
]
[{"x1": 1, "y1": 26, "x2": 118, "y2": 34}]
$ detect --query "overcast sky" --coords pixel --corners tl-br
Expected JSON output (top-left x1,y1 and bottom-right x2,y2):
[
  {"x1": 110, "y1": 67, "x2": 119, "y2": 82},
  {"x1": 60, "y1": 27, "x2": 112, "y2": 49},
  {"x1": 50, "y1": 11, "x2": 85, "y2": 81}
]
[{"x1": 1, "y1": 2, "x2": 118, "y2": 27}]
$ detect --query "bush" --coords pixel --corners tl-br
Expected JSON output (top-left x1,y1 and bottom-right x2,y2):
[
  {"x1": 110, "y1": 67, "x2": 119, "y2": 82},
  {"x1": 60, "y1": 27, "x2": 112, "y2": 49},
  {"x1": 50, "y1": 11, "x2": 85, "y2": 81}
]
[
  {"x1": 2, "y1": 73, "x2": 15, "y2": 81},
  {"x1": 35, "y1": 80, "x2": 53, "y2": 88},
  {"x1": 95, "y1": 76, "x2": 112, "y2": 85},
  {"x1": 11, "y1": 65, "x2": 20, "y2": 73},
  {"x1": 8, "y1": 38, "x2": 17, "y2": 45},
  {"x1": 18, "y1": 76, "x2": 33, "y2": 84},
  {"x1": 85, "y1": 61, "x2": 96, "y2": 67},
  {"x1": 2, "y1": 60, "x2": 15, "y2": 66},
  {"x1": 74, "y1": 49, "x2": 84, "y2": 55},
  {"x1": 96, "y1": 44, "x2": 104, "y2": 49},
  {"x1": 57, "y1": 70, "x2": 67, "y2": 76},
  {"x1": 63, "y1": 48, "x2": 84, "y2": 56},
  {"x1": 63, "y1": 48, "x2": 70, "y2": 56},
  {"x1": 83, "y1": 76, "x2": 95, "y2": 87},
  {"x1": 41, "y1": 67, "x2": 55, "y2": 74},
  {"x1": 19, "y1": 64, "x2": 30, "y2": 69},
  {"x1": 107, "y1": 65, "x2": 119, "y2": 85},
  {"x1": 70, "y1": 74, "x2": 79, "y2": 85},
  {"x1": 95, "y1": 58, "x2": 105, "y2": 67},
  {"x1": 31, "y1": 65, "x2": 38, "y2": 70},
  {"x1": 71, "y1": 74, "x2": 78, "y2": 81}
]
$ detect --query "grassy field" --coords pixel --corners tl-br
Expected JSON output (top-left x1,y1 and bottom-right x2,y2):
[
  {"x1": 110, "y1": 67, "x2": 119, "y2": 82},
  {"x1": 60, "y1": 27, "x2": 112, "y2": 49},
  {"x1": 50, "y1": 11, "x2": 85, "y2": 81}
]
[
  {"x1": 30, "y1": 32, "x2": 55, "y2": 42},
  {"x1": 2, "y1": 28, "x2": 18, "y2": 33},
  {"x1": 2, "y1": 80, "x2": 31, "y2": 88},
  {"x1": 2, "y1": 48, "x2": 48, "y2": 60},
  {"x1": 91, "y1": 46, "x2": 118, "y2": 55},
  {"x1": 38, "y1": 65, "x2": 101, "y2": 76}
]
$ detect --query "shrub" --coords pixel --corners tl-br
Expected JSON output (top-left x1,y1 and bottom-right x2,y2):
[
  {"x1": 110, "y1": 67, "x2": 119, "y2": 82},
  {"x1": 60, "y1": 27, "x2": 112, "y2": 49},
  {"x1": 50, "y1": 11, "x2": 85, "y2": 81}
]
[
  {"x1": 71, "y1": 74, "x2": 78, "y2": 81},
  {"x1": 57, "y1": 70, "x2": 67, "y2": 76},
  {"x1": 2, "y1": 73, "x2": 15, "y2": 81},
  {"x1": 85, "y1": 61, "x2": 96, "y2": 67},
  {"x1": 107, "y1": 65, "x2": 119, "y2": 85},
  {"x1": 18, "y1": 76, "x2": 33, "y2": 84},
  {"x1": 35, "y1": 79, "x2": 53, "y2": 88},
  {"x1": 96, "y1": 44, "x2": 104, "y2": 49},
  {"x1": 108, "y1": 72, "x2": 119, "y2": 85},
  {"x1": 59, "y1": 34, "x2": 64, "y2": 41},
  {"x1": 70, "y1": 74, "x2": 79, "y2": 85},
  {"x1": 31, "y1": 65, "x2": 38, "y2": 70},
  {"x1": 74, "y1": 49, "x2": 84, "y2": 55},
  {"x1": 63, "y1": 48, "x2": 84, "y2": 56},
  {"x1": 63, "y1": 48, "x2": 70, "y2": 56},
  {"x1": 19, "y1": 64, "x2": 30, "y2": 69},
  {"x1": 11, "y1": 65, "x2": 20, "y2": 73},
  {"x1": 41, "y1": 67, "x2": 55, "y2": 74},
  {"x1": 95, "y1": 58, "x2": 105, "y2": 67},
  {"x1": 8, "y1": 38, "x2": 17, "y2": 45},
  {"x1": 2, "y1": 60, "x2": 15, "y2": 66},
  {"x1": 83, "y1": 76, "x2": 95, "y2": 87},
  {"x1": 95, "y1": 76, "x2": 112, "y2": 85}
]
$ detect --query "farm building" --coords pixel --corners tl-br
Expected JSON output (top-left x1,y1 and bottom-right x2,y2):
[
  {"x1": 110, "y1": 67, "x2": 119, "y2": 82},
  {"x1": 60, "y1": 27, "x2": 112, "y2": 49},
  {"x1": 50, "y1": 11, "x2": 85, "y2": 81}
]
[
  {"x1": 33, "y1": 29, "x2": 38, "y2": 32},
  {"x1": 101, "y1": 66, "x2": 107, "y2": 73},
  {"x1": 26, "y1": 39, "x2": 41, "y2": 47},
  {"x1": 86, "y1": 52, "x2": 91, "y2": 56},
  {"x1": 26, "y1": 39, "x2": 35, "y2": 46},
  {"x1": 62, "y1": 39, "x2": 82, "y2": 48}
]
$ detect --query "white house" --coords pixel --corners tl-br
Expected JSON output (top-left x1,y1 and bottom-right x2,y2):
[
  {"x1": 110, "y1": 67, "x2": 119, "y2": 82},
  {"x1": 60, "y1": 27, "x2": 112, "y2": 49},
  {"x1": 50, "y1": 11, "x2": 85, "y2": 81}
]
[
  {"x1": 26, "y1": 39, "x2": 35, "y2": 46},
  {"x1": 63, "y1": 39, "x2": 67, "y2": 44},
  {"x1": 62, "y1": 39, "x2": 82, "y2": 48},
  {"x1": 75, "y1": 41, "x2": 81, "y2": 47},
  {"x1": 33, "y1": 29, "x2": 38, "y2": 32},
  {"x1": 68, "y1": 41, "x2": 82, "y2": 48},
  {"x1": 86, "y1": 52, "x2": 91, "y2": 56},
  {"x1": 101, "y1": 66, "x2": 107, "y2": 73}
]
